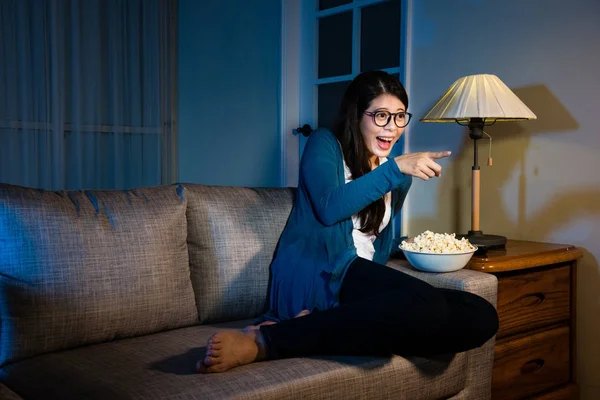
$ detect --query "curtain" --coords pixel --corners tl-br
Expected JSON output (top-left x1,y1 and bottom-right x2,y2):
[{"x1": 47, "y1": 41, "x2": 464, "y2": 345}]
[{"x1": 0, "y1": 0, "x2": 177, "y2": 190}]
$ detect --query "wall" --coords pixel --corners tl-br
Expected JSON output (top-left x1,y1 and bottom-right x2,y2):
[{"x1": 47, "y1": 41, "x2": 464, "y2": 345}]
[
  {"x1": 178, "y1": 0, "x2": 281, "y2": 187},
  {"x1": 407, "y1": 0, "x2": 600, "y2": 397}
]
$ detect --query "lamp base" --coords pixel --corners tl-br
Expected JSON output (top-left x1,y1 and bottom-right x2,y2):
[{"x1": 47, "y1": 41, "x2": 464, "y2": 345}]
[{"x1": 457, "y1": 230, "x2": 507, "y2": 251}]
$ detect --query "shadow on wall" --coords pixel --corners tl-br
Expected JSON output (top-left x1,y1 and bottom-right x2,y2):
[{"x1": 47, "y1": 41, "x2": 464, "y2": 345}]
[
  {"x1": 410, "y1": 83, "x2": 600, "y2": 390},
  {"x1": 457, "y1": 84, "x2": 582, "y2": 238}
]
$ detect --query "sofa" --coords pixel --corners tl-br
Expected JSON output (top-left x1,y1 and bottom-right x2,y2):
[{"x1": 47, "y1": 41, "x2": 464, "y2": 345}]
[{"x1": 0, "y1": 182, "x2": 498, "y2": 399}]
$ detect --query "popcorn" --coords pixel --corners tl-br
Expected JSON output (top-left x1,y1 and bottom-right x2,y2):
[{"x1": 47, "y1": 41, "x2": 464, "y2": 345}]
[{"x1": 400, "y1": 230, "x2": 476, "y2": 254}]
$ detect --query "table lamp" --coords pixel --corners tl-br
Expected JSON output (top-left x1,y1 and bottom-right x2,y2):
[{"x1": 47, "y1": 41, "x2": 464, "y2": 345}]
[{"x1": 420, "y1": 74, "x2": 537, "y2": 249}]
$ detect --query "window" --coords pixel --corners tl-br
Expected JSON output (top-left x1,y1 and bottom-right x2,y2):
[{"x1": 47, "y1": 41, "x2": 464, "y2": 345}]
[
  {"x1": 0, "y1": 0, "x2": 177, "y2": 190},
  {"x1": 315, "y1": 0, "x2": 403, "y2": 133}
]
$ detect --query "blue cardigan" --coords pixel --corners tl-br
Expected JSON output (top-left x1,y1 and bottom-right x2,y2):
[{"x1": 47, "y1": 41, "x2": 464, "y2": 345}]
[{"x1": 263, "y1": 129, "x2": 412, "y2": 322}]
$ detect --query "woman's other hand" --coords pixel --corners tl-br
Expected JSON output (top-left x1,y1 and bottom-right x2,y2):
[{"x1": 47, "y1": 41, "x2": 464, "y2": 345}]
[{"x1": 394, "y1": 151, "x2": 451, "y2": 181}]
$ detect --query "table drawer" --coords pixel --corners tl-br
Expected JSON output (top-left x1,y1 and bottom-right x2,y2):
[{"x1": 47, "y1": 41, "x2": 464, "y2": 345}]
[
  {"x1": 492, "y1": 326, "x2": 570, "y2": 400},
  {"x1": 497, "y1": 265, "x2": 570, "y2": 338}
]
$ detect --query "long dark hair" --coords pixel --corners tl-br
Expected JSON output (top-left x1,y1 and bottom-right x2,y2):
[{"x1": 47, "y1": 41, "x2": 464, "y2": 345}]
[{"x1": 333, "y1": 70, "x2": 409, "y2": 236}]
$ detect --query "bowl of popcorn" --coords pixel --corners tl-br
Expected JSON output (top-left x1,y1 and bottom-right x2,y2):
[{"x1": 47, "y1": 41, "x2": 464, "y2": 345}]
[{"x1": 399, "y1": 230, "x2": 477, "y2": 273}]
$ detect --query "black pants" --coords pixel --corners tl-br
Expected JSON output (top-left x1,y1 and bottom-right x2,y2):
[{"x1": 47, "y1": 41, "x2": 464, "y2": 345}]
[{"x1": 261, "y1": 257, "x2": 499, "y2": 359}]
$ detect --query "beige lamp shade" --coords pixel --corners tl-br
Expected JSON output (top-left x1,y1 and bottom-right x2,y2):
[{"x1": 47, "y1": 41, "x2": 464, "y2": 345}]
[{"x1": 420, "y1": 74, "x2": 537, "y2": 123}]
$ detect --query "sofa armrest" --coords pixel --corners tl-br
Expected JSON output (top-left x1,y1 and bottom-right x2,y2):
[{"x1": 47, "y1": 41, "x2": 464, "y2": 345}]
[
  {"x1": 0, "y1": 383, "x2": 24, "y2": 400},
  {"x1": 385, "y1": 259, "x2": 498, "y2": 307},
  {"x1": 386, "y1": 258, "x2": 498, "y2": 400}
]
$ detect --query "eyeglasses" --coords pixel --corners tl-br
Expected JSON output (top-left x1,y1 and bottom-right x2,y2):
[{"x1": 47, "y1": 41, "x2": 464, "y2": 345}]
[{"x1": 364, "y1": 110, "x2": 413, "y2": 128}]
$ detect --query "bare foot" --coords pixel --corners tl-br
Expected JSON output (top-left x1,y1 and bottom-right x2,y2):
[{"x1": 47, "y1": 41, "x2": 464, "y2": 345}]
[
  {"x1": 196, "y1": 330, "x2": 267, "y2": 373},
  {"x1": 242, "y1": 309, "x2": 310, "y2": 332}
]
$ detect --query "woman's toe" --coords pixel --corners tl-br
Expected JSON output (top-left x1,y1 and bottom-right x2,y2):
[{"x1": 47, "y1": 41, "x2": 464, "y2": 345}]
[
  {"x1": 196, "y1": 360, "x2": 207, "y2": 373},
  {"x1": 205, "y1": 355, "x2": 220, "y2": 366}
]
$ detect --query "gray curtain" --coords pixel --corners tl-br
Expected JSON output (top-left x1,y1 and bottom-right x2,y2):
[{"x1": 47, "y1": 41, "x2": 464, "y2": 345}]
[{"x1": 0, "y1": 0, "x2": 177, "y2": 190}]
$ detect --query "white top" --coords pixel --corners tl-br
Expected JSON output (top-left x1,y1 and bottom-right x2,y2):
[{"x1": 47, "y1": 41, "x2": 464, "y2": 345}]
[{"x1": 343, "y1": 157, "x2": 392, "y2": 261}]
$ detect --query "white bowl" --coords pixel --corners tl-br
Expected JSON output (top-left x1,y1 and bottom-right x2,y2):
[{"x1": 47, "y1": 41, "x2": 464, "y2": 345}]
[{"x1": 401, "y1": 247, "x2": 478, "y2": 273}]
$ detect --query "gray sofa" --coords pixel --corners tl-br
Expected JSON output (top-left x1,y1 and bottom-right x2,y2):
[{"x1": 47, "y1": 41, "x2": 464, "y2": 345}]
[{"x1": 0, "y1": 183, "x2": 498, "y2": 399}]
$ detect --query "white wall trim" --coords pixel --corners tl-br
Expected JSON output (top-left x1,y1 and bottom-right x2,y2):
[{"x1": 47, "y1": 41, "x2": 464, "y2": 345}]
[{"x1": 280, "y1": 0, "x2": 301, "y2": 187}]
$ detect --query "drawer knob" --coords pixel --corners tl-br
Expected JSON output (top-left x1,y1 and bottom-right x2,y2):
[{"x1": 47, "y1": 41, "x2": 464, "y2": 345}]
[
  {"x1": 521, "y1": 292, "x2": 546, "y2": 306},
  {"x1": 520, "y1": 358, "x2": 545, "y2": 374}
]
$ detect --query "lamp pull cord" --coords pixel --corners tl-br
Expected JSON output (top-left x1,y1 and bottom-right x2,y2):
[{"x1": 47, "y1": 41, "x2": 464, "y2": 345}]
[{"x1": 483, "y1": 130, "x2": 493, "y2": 166}]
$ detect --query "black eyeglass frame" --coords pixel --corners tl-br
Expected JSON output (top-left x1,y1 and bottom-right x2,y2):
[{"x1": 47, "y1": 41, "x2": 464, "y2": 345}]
[{"x1": 363, "y1": 111, "x2": 413, "y2": 128}]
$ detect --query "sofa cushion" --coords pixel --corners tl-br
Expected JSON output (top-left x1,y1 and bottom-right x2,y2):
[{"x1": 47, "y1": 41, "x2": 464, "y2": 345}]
[
  {"x1": 0, "y1": 321, "x2": 467, "y2": 400},
  {"x1": 0, "y1": 184, "x2": 199, "y2": 367},
  {"x1": 183, "y1": 184, "x2": 295, "y2": 323}
]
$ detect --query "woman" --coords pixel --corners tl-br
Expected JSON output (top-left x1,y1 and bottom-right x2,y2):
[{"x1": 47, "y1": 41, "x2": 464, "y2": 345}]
[{"x1": 197, "y1": 70, "x2": 498, "y2": 373}]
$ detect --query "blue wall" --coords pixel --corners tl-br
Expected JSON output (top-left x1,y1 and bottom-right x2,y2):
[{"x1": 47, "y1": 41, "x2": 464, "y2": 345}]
[{"x1": 178, "y1": 0, "x2": 281, "y2": 187}]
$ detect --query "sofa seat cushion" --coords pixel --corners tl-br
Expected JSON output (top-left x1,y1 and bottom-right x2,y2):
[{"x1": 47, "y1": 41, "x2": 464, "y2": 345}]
[{"x1": 0, "y1": 321, "x2": 468, "y2": 400}]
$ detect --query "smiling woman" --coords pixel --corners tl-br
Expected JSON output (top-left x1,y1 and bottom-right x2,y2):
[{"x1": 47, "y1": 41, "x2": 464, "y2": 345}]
[
  {"x1": 360, "y1": 95, "x2": 410, "y2": 161},
  {"x1": 196, "y1": 70, "x2": 498, "y2": 375}
]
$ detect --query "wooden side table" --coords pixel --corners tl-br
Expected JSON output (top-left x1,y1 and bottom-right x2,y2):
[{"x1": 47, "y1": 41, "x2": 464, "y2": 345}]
[{"x1": 466, "y1": 240, "x2": 583, "y2": 400}]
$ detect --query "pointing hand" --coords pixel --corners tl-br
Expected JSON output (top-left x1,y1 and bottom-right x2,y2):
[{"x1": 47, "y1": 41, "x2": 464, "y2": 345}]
[{"x1": 394, "y1": 151, "x2": 451, "y2": 181}]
